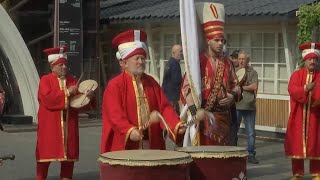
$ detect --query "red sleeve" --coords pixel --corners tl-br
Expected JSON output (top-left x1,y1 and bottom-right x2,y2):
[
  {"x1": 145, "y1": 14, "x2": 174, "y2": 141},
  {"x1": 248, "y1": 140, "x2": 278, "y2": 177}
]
[
  {"x1": 288, "y1": 71, "x2": 308, "y2": 104},
  {"x1": 38, "y1": 76, "x2": 68, "y2": 111},
  {"x1": 180, "y1": 73, "x2": 189, "y2": 105},
  {"x1": 103, "y1": 80, "x2": 135, "y2": 136}
]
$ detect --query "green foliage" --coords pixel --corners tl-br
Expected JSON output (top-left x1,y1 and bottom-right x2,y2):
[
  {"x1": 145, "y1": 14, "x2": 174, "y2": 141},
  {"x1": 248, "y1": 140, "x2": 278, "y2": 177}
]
[{"x1": 297, "y1": 2, "x2": 320, "y2": 68}]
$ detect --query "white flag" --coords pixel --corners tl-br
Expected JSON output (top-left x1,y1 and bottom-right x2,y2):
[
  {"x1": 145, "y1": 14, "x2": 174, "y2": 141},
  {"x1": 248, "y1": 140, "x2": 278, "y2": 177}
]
[{"x1": 179, "y1": 0, "x2": 202, "y2": 146}]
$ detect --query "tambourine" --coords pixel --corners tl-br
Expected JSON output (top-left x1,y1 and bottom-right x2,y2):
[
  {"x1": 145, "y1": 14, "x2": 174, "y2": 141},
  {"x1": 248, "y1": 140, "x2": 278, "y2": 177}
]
[
  {"x1": 236, "y1": 68, "x2": 247, "y2": 86},
  {"x1": 70, "y1": 79, "x2": 98, "y2": 109}
]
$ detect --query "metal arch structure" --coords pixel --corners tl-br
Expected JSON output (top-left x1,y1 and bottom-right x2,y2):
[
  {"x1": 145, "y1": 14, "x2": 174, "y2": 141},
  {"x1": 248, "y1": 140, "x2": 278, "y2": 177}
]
[{"x1": 0, "y1": 4, "x2": 39, "y2": 122}]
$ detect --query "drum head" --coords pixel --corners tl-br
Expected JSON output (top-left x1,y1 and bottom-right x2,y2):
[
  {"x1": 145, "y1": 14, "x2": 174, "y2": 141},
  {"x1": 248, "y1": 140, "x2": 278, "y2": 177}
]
[
  {"x1": 70, "y1": 94, "x2": 90, "y2": 108},
  {"x1": 236, "y1": 68, "x2": 246, "y2": 82},
  {"x1": 78, "y1": 80, "x2": 98, "y2": 93},
  {"x1": 175, "y1": 146, "x2": 248, "y2": 158},
  {"x1": 99, "y1": 150, "x2": 192, "y2": 166}
]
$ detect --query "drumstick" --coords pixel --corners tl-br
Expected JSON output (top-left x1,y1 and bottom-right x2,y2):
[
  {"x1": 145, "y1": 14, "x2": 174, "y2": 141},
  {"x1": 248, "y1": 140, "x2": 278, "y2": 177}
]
[
  {"x1": 80, "y1": 84, "x2": 95, "y2": 106},
  {"x1": 141, "y1": 111, "x2": 161, "y2": 130},
  {"x1": 152, "y1": 111, "x2": 176, "y2": 139},
  {"x1": 76, "y1": 72, "x2": 84, "y2": 87}
]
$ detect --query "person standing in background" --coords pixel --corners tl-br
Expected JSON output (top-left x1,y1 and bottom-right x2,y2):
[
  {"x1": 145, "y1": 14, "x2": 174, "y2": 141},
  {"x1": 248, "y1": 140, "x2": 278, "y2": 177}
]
[
  {"x1": 235, "y1": 51, "x2": 259, "y2": 164},
  {"x1": 228, "y1": 50, "x2": 240, "y2": 146},
  {"x1": 162, "y1": 44, "x2": 183, "y2": 114}
]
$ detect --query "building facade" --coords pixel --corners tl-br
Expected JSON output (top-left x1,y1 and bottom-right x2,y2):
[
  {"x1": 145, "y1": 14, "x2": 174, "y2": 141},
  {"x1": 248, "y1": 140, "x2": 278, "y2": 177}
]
[{"x1": 100, "y1": 0, "x2": 319, "y2": 133}]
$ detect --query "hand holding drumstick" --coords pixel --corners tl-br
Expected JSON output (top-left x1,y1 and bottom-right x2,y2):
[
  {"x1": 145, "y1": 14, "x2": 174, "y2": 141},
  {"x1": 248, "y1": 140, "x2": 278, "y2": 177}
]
[
  {"x1": 68, "y1": 86, "x2": 78, "y2": 96},
  {"x1": 129, "y1": 111, "x2": 161, "y2": 142},
  {"x1": 306, "y1": 82, "x2": 316, "y2": 92}
]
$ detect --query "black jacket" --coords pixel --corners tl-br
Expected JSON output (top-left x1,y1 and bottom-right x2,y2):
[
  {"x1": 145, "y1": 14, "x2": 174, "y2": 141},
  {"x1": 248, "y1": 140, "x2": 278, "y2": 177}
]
[{"x1": 162, "y1": 57, "x2": 182, "y2": 102}]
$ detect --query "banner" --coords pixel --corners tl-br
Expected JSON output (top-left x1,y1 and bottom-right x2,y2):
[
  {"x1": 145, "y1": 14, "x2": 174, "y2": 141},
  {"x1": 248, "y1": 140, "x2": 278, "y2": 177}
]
[{"x1": 179, "y1": 0, "x2": 202, "y2": 146}]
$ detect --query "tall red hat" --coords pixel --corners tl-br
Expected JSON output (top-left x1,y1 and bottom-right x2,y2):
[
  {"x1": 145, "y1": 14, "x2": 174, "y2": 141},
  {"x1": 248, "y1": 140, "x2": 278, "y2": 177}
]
[
  {"x1": 112, "y1": 30, "x2": 148, "y2": 60},
  {"x1": 43, "y1": 46, "x2": 68, "y2": 66},
  {"x1": 299, "y1": 42, "x2": 320, "y2": 61},
  {"x1": 196, "y1": 2, "x2": 225, "y2": 41}
]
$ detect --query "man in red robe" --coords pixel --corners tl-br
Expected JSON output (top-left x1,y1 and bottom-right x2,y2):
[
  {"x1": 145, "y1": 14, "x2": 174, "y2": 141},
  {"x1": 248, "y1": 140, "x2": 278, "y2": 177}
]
[
  {"x1": 180, "y1": 2, "x2": 241, "y2": 146},
  {"x1": 100, "y1": 30, "x2": 186, "y2": 153},
  {"x1": 36, "y1": 47, "x2": 95, "y2": 180},
  {"x1": 285, "y1": 42, "x2": 320, "y2": 180}
]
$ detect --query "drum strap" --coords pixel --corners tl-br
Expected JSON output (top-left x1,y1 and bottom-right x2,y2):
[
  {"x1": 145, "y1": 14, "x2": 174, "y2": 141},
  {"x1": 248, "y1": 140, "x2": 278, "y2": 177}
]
[{"x1": 204, "y1": 59, "x2": 225, "y2": 111}]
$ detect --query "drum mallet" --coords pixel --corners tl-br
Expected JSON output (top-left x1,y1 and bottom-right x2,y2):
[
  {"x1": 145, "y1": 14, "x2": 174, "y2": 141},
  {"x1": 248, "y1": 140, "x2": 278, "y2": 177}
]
[
  {"x1": 148, "y1": 111, "x2": 176, "y2": 139},
  {"x1": 141, "y1": 112, "x2": 161, "y2": 130}
]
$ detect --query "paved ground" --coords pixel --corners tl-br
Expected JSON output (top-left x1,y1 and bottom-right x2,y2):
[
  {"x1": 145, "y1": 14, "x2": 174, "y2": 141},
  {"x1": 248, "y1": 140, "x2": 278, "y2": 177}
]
[{"x1": 0, "y1": 126, "x2": 315, "y2": 180}]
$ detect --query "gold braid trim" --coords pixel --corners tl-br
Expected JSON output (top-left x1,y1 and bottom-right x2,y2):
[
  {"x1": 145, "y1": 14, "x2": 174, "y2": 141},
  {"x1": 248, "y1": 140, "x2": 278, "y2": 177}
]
[
  {"x1": 98, "y1": 157, "x2": 193, "y2": 167},
  {"x1": 125, "y1": 127, "x2": 138, "y2": 146},
  {"x1": 205, "y1": 59, "x2": 225, "y2": 111},
  {"x1": 288, "y1": 156, "x2": 320, "y2": 160},
  {"x1": 173, "y1": 122, "x2": 182, "y2": 142},
  {"x1": 192, "y1": 131, "x2": 200, "y2": 146},
  {"x1": 185, "y1": 151, "x2": 248, "y2": 159},
  {"x1": 311, "y1": 173, "x2": 320, "y2": 176},
  {"x1": 37, "y1": 158, "x2": 78, "y2": 162}
]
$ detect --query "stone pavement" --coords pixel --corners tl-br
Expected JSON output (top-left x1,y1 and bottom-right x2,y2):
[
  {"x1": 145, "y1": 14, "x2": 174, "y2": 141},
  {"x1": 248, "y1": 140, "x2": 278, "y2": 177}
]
[{"x1": 0, "y1": 125, "x2": 315, "y2": 180}]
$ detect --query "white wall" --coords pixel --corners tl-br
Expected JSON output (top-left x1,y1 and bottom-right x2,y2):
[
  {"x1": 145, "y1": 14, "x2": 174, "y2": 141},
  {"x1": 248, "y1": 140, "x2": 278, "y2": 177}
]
[{"x1": 0, "y1": 5, "x2": 39, "y2": 122}]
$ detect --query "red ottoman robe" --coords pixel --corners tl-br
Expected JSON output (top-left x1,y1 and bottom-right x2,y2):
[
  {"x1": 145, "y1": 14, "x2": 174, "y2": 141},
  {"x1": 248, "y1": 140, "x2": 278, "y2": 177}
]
[
  {"x1": 36, "y1": 73, "x2": 79, "y2": 162},
  {"x1": 285, "y1": 68, "x2": 320, "y2": 159},
  {"x1": 101, "y1": 71, "x2": 183, "y2": 153}
]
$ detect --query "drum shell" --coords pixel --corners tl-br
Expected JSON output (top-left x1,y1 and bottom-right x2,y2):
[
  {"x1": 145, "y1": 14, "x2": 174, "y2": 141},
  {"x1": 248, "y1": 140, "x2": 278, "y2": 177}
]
[
  {"x1": 99, "y1": 150, "x2": 192, "y2": 180},
  {"x1": 176, "y1": 146, "x2": 248, "y2": 180},
  {"x1": 100, "y1": 162, "x2": 190, "y2": 180}
]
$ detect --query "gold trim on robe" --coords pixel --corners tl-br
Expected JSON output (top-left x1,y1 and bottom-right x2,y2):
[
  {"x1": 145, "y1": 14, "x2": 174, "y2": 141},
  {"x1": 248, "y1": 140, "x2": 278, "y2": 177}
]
[
  {"x1": 302, "y1": 73, "x2": 312, "y2": 158},
  {"x1": 125, "y1": 127, "x2": 138, "y2": 146},
  {"x1": 131, "y1": 76, "x2": 143, "y2": 148},
  {"x1": 289, "y1": 155, "x2": 320, "y2": 160},
  {"x1": 58, "y1": 77, "x2": 68, "y2": 159},
  {"x1": 38, "y1": 158, "x2": 78, "y2": 162},
  {"x1": 173, "y1": 121, "x2": 182, "y2": 142}
]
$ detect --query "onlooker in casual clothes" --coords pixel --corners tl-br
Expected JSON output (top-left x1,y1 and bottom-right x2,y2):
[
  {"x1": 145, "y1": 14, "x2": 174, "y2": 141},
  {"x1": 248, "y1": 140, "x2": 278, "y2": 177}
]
[
  {"x1": 230, "y1": 50, "x2": 240, "y2": 68},
  {"x1": 162, "y1": 44, "x2": 183, "y2": 114},
  {"x1": 235, "y1": 51, "x2": 259, "y2": 164},
  {"x1": 228, "y1": 50, "x2": 240, "y2": 146}
]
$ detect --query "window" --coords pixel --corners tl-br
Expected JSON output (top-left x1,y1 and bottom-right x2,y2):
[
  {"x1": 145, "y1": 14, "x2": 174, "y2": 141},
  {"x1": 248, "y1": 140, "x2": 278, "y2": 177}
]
[
  {"x1": 150, "y1": 31, "x2": 182, "y2": 83},
  {"x1": 227, "y1": 32, "x2": 289, "y2": 95}
]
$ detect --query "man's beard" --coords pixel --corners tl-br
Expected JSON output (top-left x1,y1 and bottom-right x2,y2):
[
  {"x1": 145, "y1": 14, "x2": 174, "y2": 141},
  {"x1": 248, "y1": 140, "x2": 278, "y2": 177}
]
[{"x1": 128, "y1": 66, "x2": 145, "y2": 75}]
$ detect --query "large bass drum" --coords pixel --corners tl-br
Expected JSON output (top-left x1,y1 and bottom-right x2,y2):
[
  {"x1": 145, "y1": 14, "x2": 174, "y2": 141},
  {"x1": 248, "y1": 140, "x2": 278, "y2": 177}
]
[
  {"x1": 99, "y1": 150, "x2": 192, "y2": 180},
  {"x1": 176, "y1": 146, "x2": 248, "y2": 180}
]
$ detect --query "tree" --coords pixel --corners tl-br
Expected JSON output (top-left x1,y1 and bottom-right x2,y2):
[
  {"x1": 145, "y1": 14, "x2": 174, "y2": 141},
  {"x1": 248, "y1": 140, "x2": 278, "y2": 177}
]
[{"x1": 297, "y1": 2, "x2": 320, "y2": 68}]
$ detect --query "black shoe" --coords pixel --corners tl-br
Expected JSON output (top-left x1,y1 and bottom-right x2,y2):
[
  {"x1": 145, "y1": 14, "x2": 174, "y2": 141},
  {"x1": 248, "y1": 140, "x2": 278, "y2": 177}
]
[{"x1": 248, "y1": 155, "x2": 259, "y2": 164}]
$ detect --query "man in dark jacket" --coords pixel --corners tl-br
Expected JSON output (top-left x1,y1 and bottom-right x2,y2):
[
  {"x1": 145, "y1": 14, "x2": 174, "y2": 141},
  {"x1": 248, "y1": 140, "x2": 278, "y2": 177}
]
[{"x1": 162, "y1": 44, "x2": 183, "y2": 114}]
